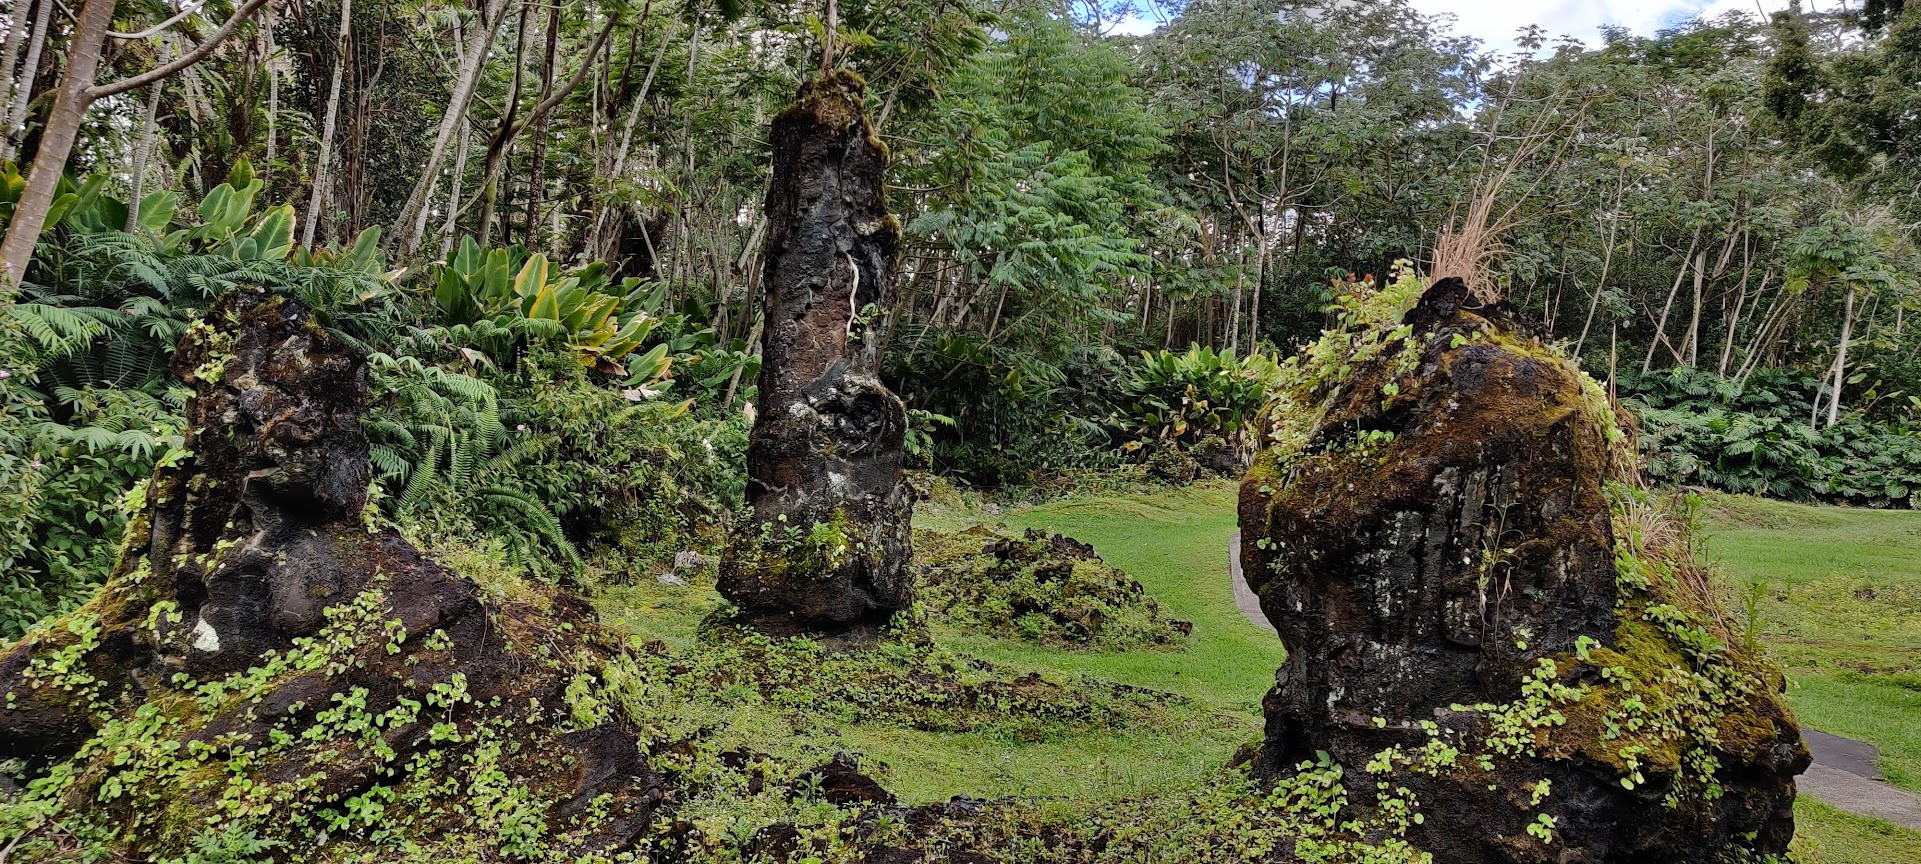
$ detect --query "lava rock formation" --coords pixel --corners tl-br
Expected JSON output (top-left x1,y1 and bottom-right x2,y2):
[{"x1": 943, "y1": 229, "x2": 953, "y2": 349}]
[
  {"x1": 0, "y1": 289, "x2": 664, "y2": 855},
  {"x1": 719, "y1": 72, "x2": 914, "y2": 635},
  {"x1": 1238, "y1": 277, "x2": 1807, "y2": 863}
]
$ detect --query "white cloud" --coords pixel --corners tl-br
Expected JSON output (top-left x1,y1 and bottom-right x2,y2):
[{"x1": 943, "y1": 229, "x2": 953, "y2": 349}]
[
  {"x1": 1109, "y1": 14, "x2": 1163, "y2": 37},
  {"x1": 1408, "y1": 0, "x2": 1802, "y2": 54}
]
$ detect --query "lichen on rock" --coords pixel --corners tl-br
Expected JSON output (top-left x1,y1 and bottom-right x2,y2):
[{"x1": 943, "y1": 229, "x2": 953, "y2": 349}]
[
  {"x1": 1238, "y1": 267, "x2": 1807, "y2": 863},
  {"x1": 719, "y1": 72, "x2": 914, "y2": 636}
]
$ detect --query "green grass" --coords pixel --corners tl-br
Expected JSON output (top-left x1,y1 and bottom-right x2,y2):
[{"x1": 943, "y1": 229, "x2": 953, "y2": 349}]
[
  {"x1": 941, "y1": 482, "x2": 1284, "y2": 707},
  {"x1": 1697, "y1": 493, "x2": 1921, "y2": 862},
  {"x1": 1791, "y1": 797, "x2": 1921, "y2": 864},
  {"x1": 1700, "y1": 493, "x2": 1921, "y2": 792},
  {"x1": 848, "y1": 481, "x2": 1287, "y2": 805},
  {"x1": 585, "y1": 483, "x2": 1919, "y2": 856}
]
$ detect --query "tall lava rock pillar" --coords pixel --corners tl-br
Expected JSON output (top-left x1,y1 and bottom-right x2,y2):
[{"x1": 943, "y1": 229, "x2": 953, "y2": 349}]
[{"x1": 719, "y1": 72, "x2": 913, "y2": 634}]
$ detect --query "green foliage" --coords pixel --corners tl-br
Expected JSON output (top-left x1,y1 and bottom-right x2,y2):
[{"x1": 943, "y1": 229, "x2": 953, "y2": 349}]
[
  {"x1": 1115, "y1": 345, "x2": 1282, "y2": 467},
  {"x1": 1623, "y1": 366, "x2": 1921, "y2": 507},
  {"x1": 916, "y1": 526, "x2": 1191, "y2": 651},
  {"x1": 427, "y1": 237, "x2": 662, "y2": 372}
]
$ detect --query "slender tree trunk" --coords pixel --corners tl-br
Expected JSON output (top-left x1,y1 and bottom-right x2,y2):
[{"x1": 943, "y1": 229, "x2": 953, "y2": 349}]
[
  {"x1": 1228, "y1": 243, "x2": 1243, "y2": 354},
  {"x1": 1641, "y1": 231, "x2": 1701, "y2": 374},
  {"x1": 303, "y1": 0, "x2": 353, "y2": 248},
  {"x1": 0, "y1": 0, "x2": 269, "y2": 285},
  {"x1": 263, "y1": 4, "x2": 278, "y2": 169},
  {"x1": 1682, "y1": 248, "x2": 1706, "y2": 367},
  {"x1": 476, "y1": 6, "x2": 533, "y2": 248},
  {"x1": 437, "y1": 117, "x2": 473, "y2": 259},
  {"x1": 1827, "y1": 286, "x2": 1855, "y2": 428},
  {"x1": 391, "y1": 0, "x2": 514, "y2": 255},
  {"x1": 1, "y1": 0, "x2": 52, "y2": 160},
  {"x1": 0, "y1": 0, "x2": 35, "y2": 125},
  {"x1": 1719, "y1": 236, "x2": 1755, "y2": 376},
  {"x1": 524, "y1": 2, "x2": 560, "y2": 247},
  {"x1": 1573, "y1": 168, "x2": 1628, "y2": 357},
  {"x1": 125, "y1": 55, "x2": 168, "y2": 232},
  {"x1": 0, "y1": 0, "x2": 110, "y2": 285}
]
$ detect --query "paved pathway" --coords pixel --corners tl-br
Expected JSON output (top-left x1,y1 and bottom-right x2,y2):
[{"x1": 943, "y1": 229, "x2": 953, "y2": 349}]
[{"x1": 1225, "y1": 531, "x2": 1921, "y2": 830}]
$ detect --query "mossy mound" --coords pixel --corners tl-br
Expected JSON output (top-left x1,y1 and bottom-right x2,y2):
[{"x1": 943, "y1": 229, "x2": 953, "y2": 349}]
[
  {"x1": 1238, "y1": 269, "x2": 1806, "y2": 863},
  {"x1": 916, "y1": 526, "x2": 1192, "y2": 651}
]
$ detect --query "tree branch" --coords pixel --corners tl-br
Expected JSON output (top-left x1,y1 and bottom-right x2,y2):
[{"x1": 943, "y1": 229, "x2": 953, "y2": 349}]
[
  {"x1": 516, "y1": 15, "x2": 617, "y2": 134},
  {"x1": 87, "y1": 0, "x2": 269, "y2": 101},
  {"x1": 107, "y1": 0, "x2": 206, "y2": 40}
]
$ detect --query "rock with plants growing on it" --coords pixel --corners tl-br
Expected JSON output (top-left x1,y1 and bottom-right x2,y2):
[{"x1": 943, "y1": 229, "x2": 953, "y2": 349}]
[
  {"x1": 720, "y1": 71, "x2": 914, "y2": 637},
  {"x1": 916, "y1": 526, "x2": 1192, "y2": 651},
  {"x1": 1238, "y1": 268, "x2": 1808, "y2": 863},
  {"x1": 0, "y1": 289, "x2": 668, "y2": 859}
]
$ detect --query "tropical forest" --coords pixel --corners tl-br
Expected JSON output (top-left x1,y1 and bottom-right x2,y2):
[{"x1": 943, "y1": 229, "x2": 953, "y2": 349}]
[{"x1": 0, "y1": 0, "x2": 1918, "y2": 860}]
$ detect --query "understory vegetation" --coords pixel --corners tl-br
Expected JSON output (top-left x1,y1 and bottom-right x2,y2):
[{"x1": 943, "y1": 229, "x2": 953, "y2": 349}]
[{"x1": 1, "y1": 0, "x2": 1920, "y2": 859}]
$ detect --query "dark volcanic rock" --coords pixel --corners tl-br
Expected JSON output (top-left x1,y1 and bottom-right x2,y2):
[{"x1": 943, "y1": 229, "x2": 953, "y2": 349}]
[
  {"x1": 0, "y1": 289, "x2": 664, "y2": 856},
  {"x1": 720, "y1": 72, "x2": 913, "y2": 635},
  {"x1": 1238, "y1": 277, "x2": 1806, "y2": 863}
]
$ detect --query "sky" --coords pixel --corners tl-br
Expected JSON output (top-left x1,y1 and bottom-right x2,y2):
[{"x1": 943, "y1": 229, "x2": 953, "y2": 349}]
[
  {"x1": 1406, "y1": 0, "x2": 1798, "y2": 53},
  {"x1": 1115, "y1": 0, "x2": 1836, "y2": 51}
]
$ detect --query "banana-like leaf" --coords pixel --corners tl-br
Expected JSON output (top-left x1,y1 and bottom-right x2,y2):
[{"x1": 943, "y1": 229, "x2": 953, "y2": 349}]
[
  {"x1": 623, "y1": 343, "x2": 672, "y2": 382},
  {"x1": 245, "y1": 204, "x2": 296, "y2": 261},
  {"x1": 519, "y1": 255, "x2": 558, "y2": 319},
  {"x1": 453, "y1": 236, "x2": 483, "y2": 276},
  {"x1": 136, "y1": 190, "x2": 177, "y2": 234}
]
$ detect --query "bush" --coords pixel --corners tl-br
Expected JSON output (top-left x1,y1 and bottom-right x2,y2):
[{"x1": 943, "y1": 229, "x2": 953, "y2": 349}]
[
  {"x1": 1622, "y1": 366, "x2": 1921, "y2": 507},
  {"x1": 1113, "y1": 345, "x2": 1282, "y2": 473}
]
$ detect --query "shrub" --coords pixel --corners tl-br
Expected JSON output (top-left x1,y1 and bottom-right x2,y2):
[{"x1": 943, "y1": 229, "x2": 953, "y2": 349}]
[
  {"x1": 1622, "y1": 366, "x2": 1921, "y2": 507},
  {"x1": 1113, "y1": 345, "x2": 1282, "y2": 472}
]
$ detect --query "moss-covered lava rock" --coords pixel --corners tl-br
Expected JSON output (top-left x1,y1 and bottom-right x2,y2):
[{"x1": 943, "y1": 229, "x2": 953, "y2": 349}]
[
  {"x1": 916, "y1": 526, "x2": 1191, "y2": 650},
  {"x1": 0, "y1": 290, "x2": 667, "y2": 860},
  {"x1": 719, "y1": 71, "x2": 914, "y2": 637},
  {"x1": 1238, "y1": 272, "x2": 1807, "y2": 863}
]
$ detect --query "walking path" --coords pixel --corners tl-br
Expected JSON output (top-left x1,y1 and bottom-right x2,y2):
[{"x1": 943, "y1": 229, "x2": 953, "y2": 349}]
[{"x1": 1225, "y1": 530, "x2": 1921, "y2": 830}]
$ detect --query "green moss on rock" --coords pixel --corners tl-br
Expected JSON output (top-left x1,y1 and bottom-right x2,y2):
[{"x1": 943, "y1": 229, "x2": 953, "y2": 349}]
[{"x1": 916, "y1": 526, "x2": 1191, "y2": 651}]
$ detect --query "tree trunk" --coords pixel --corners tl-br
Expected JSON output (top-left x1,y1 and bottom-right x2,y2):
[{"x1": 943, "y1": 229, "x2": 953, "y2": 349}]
[
  {"x1": 475, "y1": 6, "x2": 533, "y2": 248},
  {"x1": 1640, "y1": 231, "x2": 1700, "y2": 374},
  {"x1": 1827, "y1": 285, "x2": 1855, "y2": 429},
  {"x1": 125, "y1": 55, "x2": 167, "y2": 232},
  {"x1": 1682, "y1": 248, "x2": 1706, "y2": 367},
  {"x1": 303, "y1": 0, "x2": 353, "y2": 248},
  {"x1": 0, "y1": 0, "x2": 269, "y2": 286},
  {"x1": 0, "y1": 0, "x2": 111, "y2": 286},
  {"x1": 437, "y1": 117, "x2": 473, "y2": 259},
  {"x1": 391, "y1": 0, "x2": 514, "y2": 255},
  {"x1": 0, "y1": 0, "x2": 36, "y2": 125},
  {"x1": 1, "y1": 0, "x2": 52, "y2": 160},
  {"x1": 524, "y1": 2, "x2": 560, "y2": 247}
]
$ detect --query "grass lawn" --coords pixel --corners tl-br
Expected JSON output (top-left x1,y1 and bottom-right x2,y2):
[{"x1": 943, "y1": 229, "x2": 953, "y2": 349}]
[
  {"x1": 1697, "y1": 493, "x2": 1921, "y2": 861},
  {"x1": 852, "y1": 481, "x2": 1285, "y2": 805},
  {"x1": 590, "y1": 481, "x2": 1919, "y2": 858},
  {"x1": 1700, "y1": 494, "x2": 1921, "y2": 792}
]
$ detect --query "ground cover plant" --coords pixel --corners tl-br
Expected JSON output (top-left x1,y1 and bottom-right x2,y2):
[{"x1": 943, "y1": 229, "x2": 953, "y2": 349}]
[
  {"x1": 2, "y1": 0, "x2": 1921, "y2": 859},
  {"x1": 915, "y1": 524, "x2": 1192, "y2": 651},
  {"x1": 1701, "y1": 493, "x2": 1921, "y2": 792}
]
